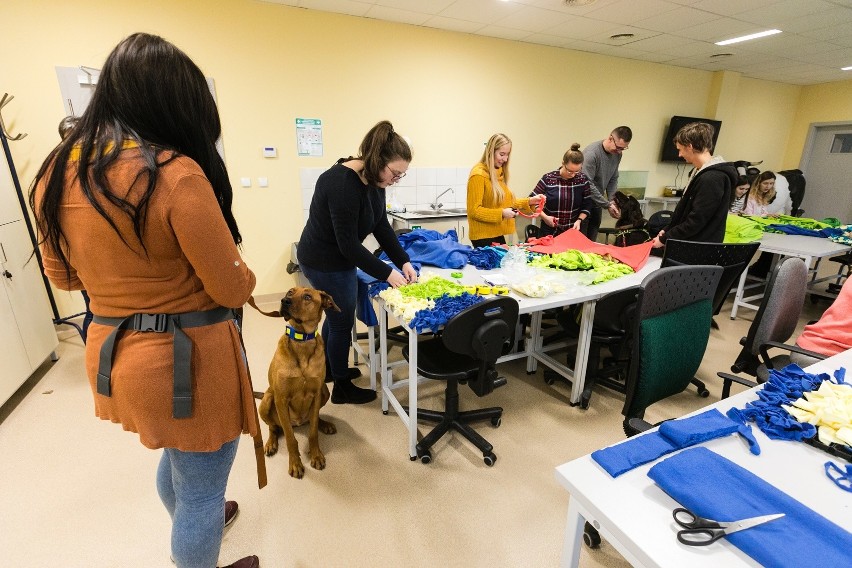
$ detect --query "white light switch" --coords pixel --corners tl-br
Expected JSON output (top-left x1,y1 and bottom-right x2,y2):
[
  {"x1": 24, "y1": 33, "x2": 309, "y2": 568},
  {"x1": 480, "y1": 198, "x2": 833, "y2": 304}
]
[
  {"x1": 262, "y1": 147, "x2": 277, "y2": 158},
  {"x1": 258, "y1": 177, "x2": 269, "y2": 188},
  {"x1": 240, "y1": 177, "x2": 251, "y2": 188}
]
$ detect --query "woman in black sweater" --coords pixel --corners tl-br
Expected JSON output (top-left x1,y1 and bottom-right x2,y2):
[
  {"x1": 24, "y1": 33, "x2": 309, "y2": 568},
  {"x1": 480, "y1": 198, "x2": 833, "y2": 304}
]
[{"x1": 298, "y1": 121, "x2": 417, "y2": 404}]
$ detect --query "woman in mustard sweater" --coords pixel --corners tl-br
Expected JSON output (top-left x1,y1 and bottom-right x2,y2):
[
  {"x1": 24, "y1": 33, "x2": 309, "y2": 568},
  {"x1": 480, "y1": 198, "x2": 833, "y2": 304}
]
[{"x1": 466, "y1": 133, "x2": 545, "y2": 247}]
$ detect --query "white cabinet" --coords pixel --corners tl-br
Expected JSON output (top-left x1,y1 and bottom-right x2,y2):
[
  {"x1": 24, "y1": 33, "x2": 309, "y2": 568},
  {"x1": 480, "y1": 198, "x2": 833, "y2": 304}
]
[{"x1": 0, "y1": 144, "x2": 58, "y2": 406}]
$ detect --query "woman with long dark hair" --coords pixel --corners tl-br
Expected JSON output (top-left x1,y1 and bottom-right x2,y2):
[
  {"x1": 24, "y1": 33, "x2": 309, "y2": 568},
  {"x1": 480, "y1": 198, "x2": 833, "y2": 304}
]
[
  {"x1": 30, "y1": 33, "x2": 259, "y2": 568},
  {"x1": 297, "y1": 120, "x2": 417, "y2": 404}
]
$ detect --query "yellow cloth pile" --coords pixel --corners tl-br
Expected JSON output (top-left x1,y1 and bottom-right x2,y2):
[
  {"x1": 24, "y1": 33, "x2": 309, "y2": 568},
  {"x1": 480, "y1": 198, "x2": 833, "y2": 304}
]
[{"x1": 783, "y1": 381, "x2": 852, "y2": 446}]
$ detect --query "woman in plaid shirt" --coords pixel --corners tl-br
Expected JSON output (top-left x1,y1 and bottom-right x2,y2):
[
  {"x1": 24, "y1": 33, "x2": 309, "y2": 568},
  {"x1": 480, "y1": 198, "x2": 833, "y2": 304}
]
[{"x1": 530, "y1": 144, "x2": 594, "y2": 237}]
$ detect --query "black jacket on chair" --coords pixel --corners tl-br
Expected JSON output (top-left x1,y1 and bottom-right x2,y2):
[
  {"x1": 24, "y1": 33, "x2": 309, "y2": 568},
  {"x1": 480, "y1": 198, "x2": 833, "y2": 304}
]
[{"x1": 661, "y1": 161, "x2": 736, "y2": 245}]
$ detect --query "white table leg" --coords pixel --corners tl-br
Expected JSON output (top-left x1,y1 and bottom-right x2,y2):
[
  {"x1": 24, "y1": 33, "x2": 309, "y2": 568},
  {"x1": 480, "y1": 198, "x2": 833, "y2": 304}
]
[
  {"x1": 379, "y1": 302, "x2": 389, "y2": 414},
  {"x1": 570, "y1": 300, "x2": 597, "y2": 406},
  {"x1": 408, "y1": 328, "x2": 418, "y2": 460},
  {"x1": 730, "y1": 268, "x2": 749, "y2": 319},
  {"x1": 560, "y1": 499, "x2": 585, "y2": 568},
  {"x1": 526, "y1": 311, "x2": 543, "y2": 373}
]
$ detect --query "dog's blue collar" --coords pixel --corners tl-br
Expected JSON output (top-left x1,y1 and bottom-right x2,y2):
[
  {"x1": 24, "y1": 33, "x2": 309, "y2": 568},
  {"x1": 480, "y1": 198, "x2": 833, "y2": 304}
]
[{"x1": 285, "y1": 326, "x2": 316, "y2": 342}]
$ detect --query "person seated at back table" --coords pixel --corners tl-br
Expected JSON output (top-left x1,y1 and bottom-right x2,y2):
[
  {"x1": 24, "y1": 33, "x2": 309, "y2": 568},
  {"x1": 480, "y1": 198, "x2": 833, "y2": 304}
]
[{"x1": 789, "y1": 277, "x2": 852, "y2": 367}]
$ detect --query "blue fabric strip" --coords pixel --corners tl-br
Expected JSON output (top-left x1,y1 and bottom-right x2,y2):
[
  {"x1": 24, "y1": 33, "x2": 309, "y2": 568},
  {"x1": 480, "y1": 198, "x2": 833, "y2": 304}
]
[
  {"x1": 591, "y1": 409, "x2": 740, "y2": 477},
  {"x1": 648, "y1": 447, "x2": 852, "y2": 567}
]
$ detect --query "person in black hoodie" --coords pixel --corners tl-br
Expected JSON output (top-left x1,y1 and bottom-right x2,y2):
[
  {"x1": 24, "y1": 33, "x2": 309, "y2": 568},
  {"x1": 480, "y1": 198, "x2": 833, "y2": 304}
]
[{"x1": 652, "y1": 122, "x2": 735, "y2": 251}]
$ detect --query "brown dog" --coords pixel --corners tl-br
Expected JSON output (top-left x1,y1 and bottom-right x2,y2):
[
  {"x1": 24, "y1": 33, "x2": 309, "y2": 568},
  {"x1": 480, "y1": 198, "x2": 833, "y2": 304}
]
[{"x1": 258, "y1": 287, "x2": 340, "y2": 478}]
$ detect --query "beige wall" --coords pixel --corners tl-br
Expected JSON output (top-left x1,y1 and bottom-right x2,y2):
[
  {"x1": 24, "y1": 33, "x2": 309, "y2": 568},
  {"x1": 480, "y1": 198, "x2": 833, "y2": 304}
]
[
  {"x1": 785, "y1": 78, "x2": 852, "y2": 167},
  {"x1": 2, "y1": 0, "x2": 850, "y2": 316}
]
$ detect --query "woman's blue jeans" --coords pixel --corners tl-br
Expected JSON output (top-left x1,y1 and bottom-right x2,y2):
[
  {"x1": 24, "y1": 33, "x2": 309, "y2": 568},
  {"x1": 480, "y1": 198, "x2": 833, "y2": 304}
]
[
  {"x1": 298, "y1": 264, "x2": 357, "y2": 382},
  {"x1": 156, "y1": 437, "x2": 239, "y2": 568}
]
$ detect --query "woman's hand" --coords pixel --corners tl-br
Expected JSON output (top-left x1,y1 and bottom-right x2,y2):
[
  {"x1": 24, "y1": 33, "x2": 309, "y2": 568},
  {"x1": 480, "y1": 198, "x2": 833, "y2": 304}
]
[
  {"x1": 652, "y1": 230, "x2": 665, "y2": 249},
  {"x1": 572, "y1": 219, "x2": 583, "y2": 231},
  {"x1": 401, "y1": 262, "x2": 418, "y2": 284},
  {"x1": 502, "y1": 208, "x2": 517, "y2": 219},
  {"x1": 529, "y1": 194, "x2": 546, "y2": 207},
  {"x1": 541, "y1": 213, "x2": 556, "y2": 227},
  {"x1": 386, "y1": 270, "x2": 408, "y2": 288}
]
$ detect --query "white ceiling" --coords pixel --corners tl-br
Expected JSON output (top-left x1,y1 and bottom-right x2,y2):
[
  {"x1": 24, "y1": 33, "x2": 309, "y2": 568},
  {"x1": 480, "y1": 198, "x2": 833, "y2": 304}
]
[{"x1": 261, "y1": 0, "x2": 852, "y2": 86}]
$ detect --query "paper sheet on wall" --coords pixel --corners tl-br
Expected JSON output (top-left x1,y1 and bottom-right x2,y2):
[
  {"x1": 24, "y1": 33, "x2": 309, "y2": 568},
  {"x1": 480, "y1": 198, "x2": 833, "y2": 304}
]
[{"x1": 296, "y1": 118, "x2": 323, "y2": 157}]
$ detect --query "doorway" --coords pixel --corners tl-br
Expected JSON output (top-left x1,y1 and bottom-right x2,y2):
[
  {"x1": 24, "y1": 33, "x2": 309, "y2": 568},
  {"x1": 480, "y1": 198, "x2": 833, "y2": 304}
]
[{"x1": 800, "y1": 122, "x2": 852, "y2": 222}]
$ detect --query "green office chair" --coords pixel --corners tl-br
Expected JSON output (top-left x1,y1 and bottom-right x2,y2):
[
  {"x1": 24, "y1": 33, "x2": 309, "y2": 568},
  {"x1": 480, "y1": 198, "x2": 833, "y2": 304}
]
[{"x1": 620, "y1": 264, "x2": 722, "y2": 436}]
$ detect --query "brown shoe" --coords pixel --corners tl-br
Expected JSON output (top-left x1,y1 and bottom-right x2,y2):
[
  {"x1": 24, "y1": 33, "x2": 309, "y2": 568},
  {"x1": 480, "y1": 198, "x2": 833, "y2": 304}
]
[
  {"x1": 220, "y1": 556, "x2": 259, "y2": 568},
  {"x1": 224, "y1": 501, "x2": 239, "y2": 529}
]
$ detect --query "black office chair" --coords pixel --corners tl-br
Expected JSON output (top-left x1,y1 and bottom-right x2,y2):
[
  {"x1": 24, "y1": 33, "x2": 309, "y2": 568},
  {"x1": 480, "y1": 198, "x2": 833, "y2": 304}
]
[
  {"x1": 525, "y1": 223, "x2": 540, "y2": 240},
  {"x1": 582, "y1": 264, "x2": 721, "y2": 550},
  {"x1": 402, "y1": 296, "x2": 519, "y2": 466},
  {"x1": 661, "y1": 239, "x2": 760, "y2": 317},
  {"x1": 647, "y1": 210, "x2": 673, "y2": 239},
  {"x1": 547, "y1": 287, "x2": 640, "y2": 409},
  {"x1": 717, "y1": 257, "x2": 809, "y2": 398}
]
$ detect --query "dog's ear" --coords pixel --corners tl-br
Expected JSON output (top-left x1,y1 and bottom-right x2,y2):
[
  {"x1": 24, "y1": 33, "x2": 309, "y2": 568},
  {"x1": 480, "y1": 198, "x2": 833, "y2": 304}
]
[{"x1": 320, "y1": 291, "x2": 341, "y2": 312}]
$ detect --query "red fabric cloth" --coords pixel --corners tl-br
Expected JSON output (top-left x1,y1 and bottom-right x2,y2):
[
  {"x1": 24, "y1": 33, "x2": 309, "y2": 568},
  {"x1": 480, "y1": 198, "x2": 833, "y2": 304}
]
[{"x1": 527, "y1": 229, "x2": 653, "y2": 271}]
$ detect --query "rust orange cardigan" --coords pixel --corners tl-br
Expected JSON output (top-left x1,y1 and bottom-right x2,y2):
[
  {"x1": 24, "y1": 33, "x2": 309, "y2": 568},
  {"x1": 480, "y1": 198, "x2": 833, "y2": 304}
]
[{"x1": 35, "y1": 150, "x2": 258, "y2": 452}]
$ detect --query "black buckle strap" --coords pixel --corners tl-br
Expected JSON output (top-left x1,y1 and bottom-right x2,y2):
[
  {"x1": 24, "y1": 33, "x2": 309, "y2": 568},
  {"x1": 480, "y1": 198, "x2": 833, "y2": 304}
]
[
  {"x1": 133, "y1": 313, "x2": 168, "y2": 332},
  {"x1": 93, "y1": 307, "x2": 235, "y2": 419}
]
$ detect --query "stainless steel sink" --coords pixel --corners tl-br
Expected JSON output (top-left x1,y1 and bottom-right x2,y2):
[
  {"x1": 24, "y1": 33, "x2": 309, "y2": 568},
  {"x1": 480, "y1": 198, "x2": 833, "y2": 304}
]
[{"x1": 407, "y1": 208, "x2": 466, "y2": 216}]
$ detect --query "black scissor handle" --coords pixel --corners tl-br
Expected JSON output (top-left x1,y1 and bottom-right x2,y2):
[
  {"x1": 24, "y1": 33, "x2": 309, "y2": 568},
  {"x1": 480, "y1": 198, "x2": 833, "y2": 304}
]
[
  {"x1": 677, "y1": 528, "x2": 725, "y2": 546},
  {"x1": 673, "y1": 507, "x2": 722, "y2": 530}
]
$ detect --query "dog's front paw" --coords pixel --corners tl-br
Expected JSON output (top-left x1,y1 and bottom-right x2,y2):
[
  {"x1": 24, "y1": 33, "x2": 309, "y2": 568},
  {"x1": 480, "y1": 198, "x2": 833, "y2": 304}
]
[
  {"x1": 310, "y1": 451, "x2": 326, "y2": 471},
  {"x1": 319, "y1": 418, "x2": 336, "y2": 435},
  {"x1": 264, "y1": 438, "x2": 279, "y2": 457},
  {"x1": 289, "y1": 458, "x2": 305, "y2": 479}
]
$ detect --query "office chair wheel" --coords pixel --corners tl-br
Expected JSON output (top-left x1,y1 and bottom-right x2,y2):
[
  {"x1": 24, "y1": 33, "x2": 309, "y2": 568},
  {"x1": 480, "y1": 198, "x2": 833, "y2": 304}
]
[
  {"x1": 583, "y1": 522, "x2": 601, "y2": 548},
  {"x1": 490, "y1": 416, "x2": 501, "y2": 427},
  {"x1": 418, "y1": 449, "x2": 432, "y2": 464},
  {"x1": 697, "y1": 387, "x2": 709, "y2": 398},
  {"x1": 483, "y1": 452, "x2": 497, "y2": 466}
]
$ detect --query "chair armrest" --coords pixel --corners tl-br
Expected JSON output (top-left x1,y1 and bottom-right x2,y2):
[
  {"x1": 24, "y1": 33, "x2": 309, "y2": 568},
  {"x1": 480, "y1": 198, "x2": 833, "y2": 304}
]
[
  {"x1": 716, "y1": 372, "x2": 759, "y2": 389},
  {"x1": 758, "y1": 341, "x2": 827, "y2": 369}
]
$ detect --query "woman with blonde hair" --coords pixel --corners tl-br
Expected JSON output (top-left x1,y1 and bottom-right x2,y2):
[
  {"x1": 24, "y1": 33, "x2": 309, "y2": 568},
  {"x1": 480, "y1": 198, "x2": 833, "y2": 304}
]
[
  {"x1": 466, "y1": 133, "x2": 545, "y2": 247},
  {"x1": 743, "y1": 171, "x2": 777, "y2": 217}
]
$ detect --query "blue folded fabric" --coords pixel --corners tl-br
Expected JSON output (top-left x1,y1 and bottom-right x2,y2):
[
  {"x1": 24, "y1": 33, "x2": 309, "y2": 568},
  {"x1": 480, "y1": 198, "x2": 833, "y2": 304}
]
[
  {"x1": 591, "y1": 409, "x2": 740, "y2": 477},
  {"x1": 766, "y1": 224, "x2": 844, "y2": 239},
  {"x1": 648, "y1": 447, "x2": 852, "y2": 567},
  {"x1": 379, "y1": 229, "x2": 473, "y2": 269}
]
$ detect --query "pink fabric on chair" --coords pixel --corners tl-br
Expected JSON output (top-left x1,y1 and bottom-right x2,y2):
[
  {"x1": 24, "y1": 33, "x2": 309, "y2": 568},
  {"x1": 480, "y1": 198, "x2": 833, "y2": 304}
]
[{"x1": 527, "y1": 229, "x2": 653, "y2": 271}]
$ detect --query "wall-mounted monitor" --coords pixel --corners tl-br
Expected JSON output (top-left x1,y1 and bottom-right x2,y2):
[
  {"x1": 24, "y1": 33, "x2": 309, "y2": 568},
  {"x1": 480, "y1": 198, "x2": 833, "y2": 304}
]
[{"x1": 660, "y1": 116, "x2": 722, "y2": 162}]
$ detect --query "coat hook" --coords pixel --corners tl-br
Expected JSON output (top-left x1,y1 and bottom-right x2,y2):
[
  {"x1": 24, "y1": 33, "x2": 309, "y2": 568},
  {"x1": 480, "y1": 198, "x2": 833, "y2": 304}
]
[{"x1": 0, "y1": 93, "x2": 27, "y2": 141}]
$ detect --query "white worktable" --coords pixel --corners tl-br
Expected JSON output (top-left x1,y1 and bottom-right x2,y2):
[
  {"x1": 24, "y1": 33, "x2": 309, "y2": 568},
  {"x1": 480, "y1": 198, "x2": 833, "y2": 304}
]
[
  {"x1": 377, "y1": 257, "x2": 662, "y2": 459},
  {"x1": 730, "y1": 232, "x2": 850, "y2": 318},
  {"x1": 554, "y1": 348, "x2": 852, "y2": 568}
]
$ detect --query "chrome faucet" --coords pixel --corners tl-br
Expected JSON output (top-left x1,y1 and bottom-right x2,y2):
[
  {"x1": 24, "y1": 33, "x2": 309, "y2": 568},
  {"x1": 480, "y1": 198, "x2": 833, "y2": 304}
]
[{"x1": 431, "y1": 188, "x2": 454, "y2": 210}]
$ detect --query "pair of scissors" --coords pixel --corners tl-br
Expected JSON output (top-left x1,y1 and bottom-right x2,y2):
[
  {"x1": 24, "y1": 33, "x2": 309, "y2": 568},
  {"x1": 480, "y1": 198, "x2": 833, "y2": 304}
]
[{"x1": 673, "y1": 507, "x2": 785, "y2": 546}]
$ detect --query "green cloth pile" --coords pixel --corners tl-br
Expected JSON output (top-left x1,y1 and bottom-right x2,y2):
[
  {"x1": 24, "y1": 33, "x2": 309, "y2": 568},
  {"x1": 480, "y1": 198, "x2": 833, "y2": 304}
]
[{"x1": 529, "y1": 250, "x2": 634, "y2": 284}]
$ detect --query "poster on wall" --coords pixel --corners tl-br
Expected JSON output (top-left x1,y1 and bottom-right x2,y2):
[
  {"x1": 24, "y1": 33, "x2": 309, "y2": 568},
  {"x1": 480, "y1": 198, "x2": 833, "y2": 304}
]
[
  {"x1": 54, "y1": 67, "x2": 224, "y2": 160},
  {"x1": 296, "y1": 118, "x2": 323, "y2": 157}
]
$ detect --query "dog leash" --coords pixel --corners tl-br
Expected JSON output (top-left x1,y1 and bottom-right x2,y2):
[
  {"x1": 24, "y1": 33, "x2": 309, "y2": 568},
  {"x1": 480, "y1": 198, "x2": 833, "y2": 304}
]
[
  {"x1": 247, "y1": 296, "x2": 283, "y2": 318},
  {"x1": 234, "y1": 304, "x2": 268, "y2": 490}
]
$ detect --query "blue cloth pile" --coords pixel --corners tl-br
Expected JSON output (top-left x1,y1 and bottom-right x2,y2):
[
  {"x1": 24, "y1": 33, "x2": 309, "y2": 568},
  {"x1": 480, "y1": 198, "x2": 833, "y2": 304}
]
[
  {"x1": 355, "y1": 261, "x2": 421, "y2": 326},
  {"x1": 726, "y1": 363, "x2": 846, "y2": 442},
  {"x1": 378, "y1": 228, "x2": 472, "y2": 269},
  {"x1": 408, "y1": 293, "x2": 483, "y2": 333},
  {"x1": 765, "y1": 224, "x2": 844, "y2": 239},
  {"x1": 467, "y1": 246, "x2": 506, "y2": 270}
]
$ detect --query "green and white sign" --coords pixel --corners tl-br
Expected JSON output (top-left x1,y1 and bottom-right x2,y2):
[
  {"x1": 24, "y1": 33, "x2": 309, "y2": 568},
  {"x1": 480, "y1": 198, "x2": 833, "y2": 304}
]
[{"x1": 296, "y1": 118, "x2": 323, "y2": 157}]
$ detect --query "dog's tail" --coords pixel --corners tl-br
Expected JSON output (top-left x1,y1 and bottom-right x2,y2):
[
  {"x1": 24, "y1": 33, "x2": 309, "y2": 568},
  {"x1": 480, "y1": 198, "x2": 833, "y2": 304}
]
[{"x1": 247, "y1": 296, "x2": 283, "y2": 318}]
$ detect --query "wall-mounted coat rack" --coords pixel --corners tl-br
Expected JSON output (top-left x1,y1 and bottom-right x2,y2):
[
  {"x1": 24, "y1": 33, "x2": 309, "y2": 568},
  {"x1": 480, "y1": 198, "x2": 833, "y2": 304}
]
[{"x1": 0, "y1": 93, "x2": 27, "y2": 140}]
